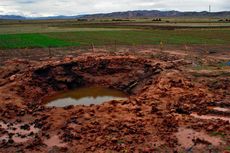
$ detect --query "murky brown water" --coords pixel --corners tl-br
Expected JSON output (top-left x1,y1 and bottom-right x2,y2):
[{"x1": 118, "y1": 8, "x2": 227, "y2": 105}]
[
  {"x1": 191, "y1": 113, "x2": 230, "y2": 122},
  {"x1": 44, "y1": 135, "x2": 67, "y2": 148},
  {"x1": 44, "y1": 86, "x2": 128, "y2": 107},
  {"x1": 175, "y1": 128, "x2": 223, "y2": 149},
  {"x1": 209, "y1": 107, "x2": 230, "y2": 112}
]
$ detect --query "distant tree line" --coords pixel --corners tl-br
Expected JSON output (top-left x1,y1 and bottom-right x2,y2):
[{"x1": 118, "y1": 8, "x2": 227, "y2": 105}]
[
  {"x1": 77, "y1": 19, "x2": 88, "y2": 21},
  {"x1": 152, "y1": 18, "x2": 162, "y2": 22},
  {"x1": 218, "y1": 19, "x2": 230, "y2": 22},
  {"x1": 112, "y1": 19, "x2": 131, "y2": 21}
]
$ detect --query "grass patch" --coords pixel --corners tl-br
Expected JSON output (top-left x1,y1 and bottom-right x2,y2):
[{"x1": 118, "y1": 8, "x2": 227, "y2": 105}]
[
  {"x1": 117, "y1": 140, "x2": 125, "y2": 144},
  {"x1": 0, "y1": 33, "x2": 79, "y2": 49},
  {"x1": 46, "y1": 30, "x2": 228, "y2": 46},
  {"x1": 193, "y1": 61, "x2": 229, "y2": 71},
  {"x1": 226, "y1": 146, "x2": 230, "y2": 151},
  {"x1": 193, "y1": 65, "x2": 214, "y2": 71},
  {"x1": 192, "y1": 71, "x2": 230, "y2": 77},
  {"x1": 0, "y1": 29, "x2": 230, "y2": 49},
  {"x1": 210, "y1": 131, "x2": 226, "y2": 138}
]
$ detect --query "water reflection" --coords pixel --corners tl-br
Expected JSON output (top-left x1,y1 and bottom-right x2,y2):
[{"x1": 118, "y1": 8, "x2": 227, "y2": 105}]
[{"x1": 44, "y1": 86, "x2": 127, "y2": 107}]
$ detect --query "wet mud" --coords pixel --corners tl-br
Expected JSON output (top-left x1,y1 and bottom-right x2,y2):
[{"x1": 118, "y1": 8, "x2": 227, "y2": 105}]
[{"x1": 0, "y1": 52, "x2": 229, "y2": 152}]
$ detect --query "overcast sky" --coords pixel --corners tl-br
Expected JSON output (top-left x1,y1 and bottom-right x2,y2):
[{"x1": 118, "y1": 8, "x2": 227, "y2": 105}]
[{"x1": 0, "y1": 0, "x2": 229, "y2": 17}]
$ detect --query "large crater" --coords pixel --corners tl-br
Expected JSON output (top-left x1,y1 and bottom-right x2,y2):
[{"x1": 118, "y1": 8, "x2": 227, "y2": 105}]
[
  {"x1": 0, "y1": 54, "x2": 229, "y2": 153},
  {"x1": 19, "y1": 56, "x2": 162, "y2": 106}
]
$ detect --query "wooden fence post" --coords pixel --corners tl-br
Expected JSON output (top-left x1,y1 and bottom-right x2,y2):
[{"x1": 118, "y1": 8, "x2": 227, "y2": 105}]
[
  {"x1": 49, "y1": 47, "x2": 52, "y2": 58},
  {"x1": 160, "y1": 41, "x2": 164, "y2": 52},
  {"x1": 91, "y1": 43, "x2": 95, "y2": 53},
  {"x1": 0, "y1": 50, "x2": 2, "y2": 65},
  {"x1": 114, "y1": 40, "x2": 117, "y2": 52}
]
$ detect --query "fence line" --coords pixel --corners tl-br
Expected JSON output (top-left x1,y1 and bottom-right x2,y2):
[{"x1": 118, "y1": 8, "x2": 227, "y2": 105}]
[{"x1": 0, "y1": 44, "x2": 229, "y2": 65}]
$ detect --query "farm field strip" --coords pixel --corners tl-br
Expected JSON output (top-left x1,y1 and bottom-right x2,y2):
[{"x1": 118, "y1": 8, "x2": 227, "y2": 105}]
[
  {"x1": 0, "y1": 33, "x2": 80, "y2": 49},
  {"x1": 0, "y1": 29, "x2": 230, "y2": 49},
  {"x1": 1, "y1": 19, "x2": 230, "y2": 49},
  {"x1": 0, "y1": 25, "x2": 132, "y2": 34}
]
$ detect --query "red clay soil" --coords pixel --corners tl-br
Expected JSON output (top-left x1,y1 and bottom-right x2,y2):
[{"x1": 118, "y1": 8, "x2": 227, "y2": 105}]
[{"x1": 0, "y1": 52, "x2": 229, "y2": 153}]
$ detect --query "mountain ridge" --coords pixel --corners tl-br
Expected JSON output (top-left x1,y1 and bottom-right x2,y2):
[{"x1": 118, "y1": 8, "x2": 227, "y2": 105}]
[
  {"x1": 1, "y1": 10, "x2": 230, "y2": 20},
  {"x1": 83, "y1": 10, "x2": 230, "y2": 18}
]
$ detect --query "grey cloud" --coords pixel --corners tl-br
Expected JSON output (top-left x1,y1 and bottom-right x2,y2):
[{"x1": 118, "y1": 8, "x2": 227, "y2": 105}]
[
  {"x1": 17, "y1": 0, "x2": 37, "y2": 4},
  {"x1": 0, "y1": 0, "x2": 229, "y2": 17}
]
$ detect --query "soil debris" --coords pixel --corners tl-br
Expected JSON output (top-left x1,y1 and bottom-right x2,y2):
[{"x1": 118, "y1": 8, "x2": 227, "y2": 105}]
[{"x1": 0, "y1": 52, "x2": 229, "y2": 152}]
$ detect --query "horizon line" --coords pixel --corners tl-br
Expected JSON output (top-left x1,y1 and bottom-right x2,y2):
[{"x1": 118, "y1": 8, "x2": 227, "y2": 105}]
[{"x1": 1, "y1": 9, "x2": 230, "y2": 18}]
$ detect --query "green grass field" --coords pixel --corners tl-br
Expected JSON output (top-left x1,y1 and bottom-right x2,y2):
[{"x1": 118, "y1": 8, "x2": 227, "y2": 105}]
[
  {"x1": 45, "y1": 29, "x2": 229, "y2": 45},
  {"x1": 0, "y1": 33, "x2": 80, "y2": 49},
  {"x1": 1, "y1": 19, "x2": 230, "y2": 49}
]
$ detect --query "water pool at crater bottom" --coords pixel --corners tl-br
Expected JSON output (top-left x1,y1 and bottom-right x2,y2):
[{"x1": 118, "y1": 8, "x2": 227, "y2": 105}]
[{"x1": 44, "y1": 86, "x2": 128, "y2": 107}]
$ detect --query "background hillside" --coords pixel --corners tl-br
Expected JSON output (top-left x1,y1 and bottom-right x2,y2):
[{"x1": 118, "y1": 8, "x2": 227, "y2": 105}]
[{"x1": 1, "y1": 10, "x2": 230, "y2": 20}]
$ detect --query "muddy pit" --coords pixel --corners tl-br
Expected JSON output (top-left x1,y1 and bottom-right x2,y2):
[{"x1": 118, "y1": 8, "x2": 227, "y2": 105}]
[{"x1": 0, "y1": 53, "x2": 229, "y2": 153}]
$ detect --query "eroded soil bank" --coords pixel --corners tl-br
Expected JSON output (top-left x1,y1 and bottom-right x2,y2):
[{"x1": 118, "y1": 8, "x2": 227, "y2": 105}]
[{"x1": 0, "y1": 52, "x2": 229, "y2": 153}]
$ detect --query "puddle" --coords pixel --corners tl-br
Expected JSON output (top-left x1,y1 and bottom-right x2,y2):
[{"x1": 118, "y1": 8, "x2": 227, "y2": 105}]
[
  {"x1": 0, "y1": 121, "x2": 39, "y2": 143},
  {"x1": 191, "y1": 113, "x2": 230, "y2": 122},
  {"x1": 44, "y1": 135, "x2": 67, "y2": 148},
  {"x1": 175, "y1": 128, "x2": 223, "y2": 149},
  {"x1": 44, "y1": 86, "x2": 128, "y2": 107},
  {"x1": 208, "y1": 107, "x2": 230, "y2": 112}
]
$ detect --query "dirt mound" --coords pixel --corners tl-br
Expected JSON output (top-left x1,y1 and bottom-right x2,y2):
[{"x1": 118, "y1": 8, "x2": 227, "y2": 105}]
[{"x1": 0, "y1": 53, "x2": 229, "y2": 153}]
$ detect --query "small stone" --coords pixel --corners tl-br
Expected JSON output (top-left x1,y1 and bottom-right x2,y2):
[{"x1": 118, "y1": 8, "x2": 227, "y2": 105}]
[
  {"x1": 20, "y1": 124, "x2": 30, "y2": 130},
  {"x1": 207, "y1": 125, "x2": 214, "y2": 131},
  {"x1": 9, "y1": 75, "x2": 16, "y2": 81},
  {"x1": 8, "y1": 139, "x2": 14, "y2": 144},
  {"x1": 151, "y1": 106, "x2": 159, "y2": 113},
  {"x1": 111, "y1": 137, "x2": 118, "y2": 143},
  {"x1": 64, "y1": 105, "x2": 74, "y2": 110}
]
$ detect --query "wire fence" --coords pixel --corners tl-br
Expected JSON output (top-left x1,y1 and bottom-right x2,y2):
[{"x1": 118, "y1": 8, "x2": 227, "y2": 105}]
[{"x1": 0, "y1": 44, "x2": 230, "y2": 66}]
